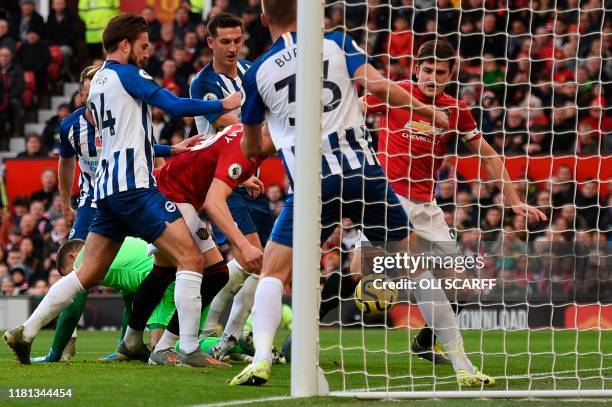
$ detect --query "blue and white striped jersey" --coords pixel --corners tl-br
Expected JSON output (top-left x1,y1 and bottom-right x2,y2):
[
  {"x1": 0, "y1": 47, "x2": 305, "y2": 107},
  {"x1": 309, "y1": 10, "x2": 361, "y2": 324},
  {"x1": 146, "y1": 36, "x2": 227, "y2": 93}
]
[
  {"x1": 88, "y1": 61, "x2": 161, "y2": 200},
  {"x1": 241, "y1": 32, "x2": 377, "y2": 186},
  {"x1": 59, "y1": 106, "x2": 101, "y2": 207},
  {"x1": 190, "y1": 59, "x2": 250, "y2": 136}
]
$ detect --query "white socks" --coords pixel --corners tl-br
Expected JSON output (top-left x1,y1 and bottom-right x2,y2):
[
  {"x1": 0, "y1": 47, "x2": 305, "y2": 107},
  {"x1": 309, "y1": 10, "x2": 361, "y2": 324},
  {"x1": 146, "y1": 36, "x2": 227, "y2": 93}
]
[
  {"x1": 252, "y1": 276, "x2": 284, "y2": 364},
  {"x1": 202, "y1": 259, "x2": 249, "y2": 333},
  {"x1": 124, "y1": 326, "x2": 144, "y2": 349},
  {"x1": 154, "y1": 330, "x2": 179, "y2": 352},
  {"x1": 224, "y1": 274, "x2": 259, "y2": 339},
  {"x1": 413, "y1": 271, "x2": 474, "y2": 374},
  {"x1": 23, "y1": 271, "x2": 85, "y2": 341},
  {"x1": 174, "y1": 271, "x2": 203, "y2": 354}
]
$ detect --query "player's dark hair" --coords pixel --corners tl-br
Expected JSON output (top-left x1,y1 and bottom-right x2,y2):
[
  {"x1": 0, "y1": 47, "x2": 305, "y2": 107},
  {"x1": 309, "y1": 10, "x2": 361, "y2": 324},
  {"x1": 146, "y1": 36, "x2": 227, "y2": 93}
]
[
  {"x1": 79, "y1": 65, "x2": 100, "y2": 90},
  {"x1": 207, "y1": 12, "x2": 244, "y2": 37},
  {"x1": 416, "y1": 40, "x2": 456, "y2": 71},
  {"x1": 56, "y1": 239, "x2": 85, "y2": 276},
  {"x1": 102, "y1": 13, "x2": 149, "y2": 54},
  {"x1": 262, "y1": 0, "x2": 297, "y2": 27}
]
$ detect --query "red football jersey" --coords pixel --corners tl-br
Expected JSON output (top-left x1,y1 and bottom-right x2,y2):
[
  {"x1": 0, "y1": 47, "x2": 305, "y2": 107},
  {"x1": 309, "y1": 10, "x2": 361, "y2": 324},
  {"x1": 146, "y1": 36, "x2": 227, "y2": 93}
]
[
  {"x1": 366, "y1": 82, "x2": 480, "y2": 202},
  {"x1": 154, "y1": 124, "x2": 263, "y2": 209}
]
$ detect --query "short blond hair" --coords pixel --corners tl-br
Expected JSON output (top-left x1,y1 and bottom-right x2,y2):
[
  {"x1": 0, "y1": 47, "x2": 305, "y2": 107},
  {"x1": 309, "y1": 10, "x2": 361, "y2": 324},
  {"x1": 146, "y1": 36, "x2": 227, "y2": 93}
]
[{"x1": 79, "y1": 65, "x2": 100, "y2": 90}]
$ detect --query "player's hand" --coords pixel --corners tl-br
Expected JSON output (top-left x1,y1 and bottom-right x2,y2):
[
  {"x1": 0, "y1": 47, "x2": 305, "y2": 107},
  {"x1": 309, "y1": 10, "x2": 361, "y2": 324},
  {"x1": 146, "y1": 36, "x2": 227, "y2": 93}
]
[
  {"x1": 434, "y1": 108, "x2": 450, "y2": 129},
  {"x1": 62, "y1": 205, "x2": 76, "y2": 227},
  {"x1": 242, "y1": 176, "x2": 264, "y2": 198},
  {"x1": 222, "y1": 92, "x2": 242, "y2": 111},
  {"x1": 511, "y1": 203, "x2": 548, "y2": 223},
  {"x1": 236, "y1": 242, "x2": 263, "y2": 274},
  {"x1": 172, "y1": 134, "x2": 206, "y2": 155}
]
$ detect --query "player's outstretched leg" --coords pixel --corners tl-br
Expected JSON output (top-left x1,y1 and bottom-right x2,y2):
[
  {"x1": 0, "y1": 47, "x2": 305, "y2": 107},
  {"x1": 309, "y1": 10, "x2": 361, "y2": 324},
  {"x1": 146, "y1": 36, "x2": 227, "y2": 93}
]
[
  {"x1": 4, "y1": 233, "x2": 119, "y2": 364},
  {"x1": 229, "y1": 242, "x2": 291, "y2": 386},
  {"x1": 412, "y1": 271, "x2": 495, "y2": 387}
]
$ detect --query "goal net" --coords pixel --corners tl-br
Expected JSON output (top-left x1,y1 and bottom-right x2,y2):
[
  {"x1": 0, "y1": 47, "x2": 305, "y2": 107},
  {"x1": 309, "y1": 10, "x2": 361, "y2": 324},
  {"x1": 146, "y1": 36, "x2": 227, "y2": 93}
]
[{"x1": 292, "y1": 0, "x2": 611, "y2": 400}]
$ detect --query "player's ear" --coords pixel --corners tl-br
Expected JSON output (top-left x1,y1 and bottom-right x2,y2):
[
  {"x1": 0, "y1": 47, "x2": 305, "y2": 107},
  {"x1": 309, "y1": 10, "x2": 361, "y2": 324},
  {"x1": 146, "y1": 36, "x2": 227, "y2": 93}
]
[
  {"x1": 207, "y1": 35, "x2": 214, "y2": 50},
  {"x1": 260, "y1": 13, "x2": 269, "y2": 28}
]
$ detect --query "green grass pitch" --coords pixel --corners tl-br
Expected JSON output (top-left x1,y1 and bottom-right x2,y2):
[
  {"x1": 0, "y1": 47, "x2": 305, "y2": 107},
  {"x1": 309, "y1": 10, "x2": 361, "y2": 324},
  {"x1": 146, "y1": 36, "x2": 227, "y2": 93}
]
[{"x1": 1, "y1": 328, "x2": 610, "y2": 406}]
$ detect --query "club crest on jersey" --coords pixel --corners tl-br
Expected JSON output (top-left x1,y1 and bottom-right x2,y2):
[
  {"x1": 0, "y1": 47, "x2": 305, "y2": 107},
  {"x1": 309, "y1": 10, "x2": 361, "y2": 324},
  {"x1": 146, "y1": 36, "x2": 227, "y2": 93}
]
[
  {"x1": 196, "y1": 228, "x2": 210, "y2": 240},
  {"x1": 164, "y1": 201, "x2": 177, "y2": 213},
  {"x1": 204, "y1": 92, "x2": 218, "y2": 101},
  {"x1": 228, "y1": 163, "x2": 242, "y2": 180},
  {"x1": 139, "y1": 69, "x2": 154, "y2": 80}
]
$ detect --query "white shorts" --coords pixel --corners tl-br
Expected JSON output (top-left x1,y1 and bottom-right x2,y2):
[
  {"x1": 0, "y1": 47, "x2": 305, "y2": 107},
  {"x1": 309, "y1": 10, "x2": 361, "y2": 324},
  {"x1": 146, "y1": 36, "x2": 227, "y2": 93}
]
[
  {"x1": 147, "y1": 202, "x2": 216, "y2": 256},
  {"x1": 357, "y1": 196, "x2": 459, "y2": 256}
]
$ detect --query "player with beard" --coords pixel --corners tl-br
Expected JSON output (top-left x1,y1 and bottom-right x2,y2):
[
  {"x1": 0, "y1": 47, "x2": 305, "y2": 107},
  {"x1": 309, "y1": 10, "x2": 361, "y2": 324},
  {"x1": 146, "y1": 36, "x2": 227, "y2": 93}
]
[{"x1": 4, "y1": 13, "x2": 240, "y2": 367}]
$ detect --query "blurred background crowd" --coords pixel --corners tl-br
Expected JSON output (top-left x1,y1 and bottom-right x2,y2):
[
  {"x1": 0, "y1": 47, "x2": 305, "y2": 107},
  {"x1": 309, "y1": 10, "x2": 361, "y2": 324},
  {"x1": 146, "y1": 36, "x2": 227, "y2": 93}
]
[{"x1": 0, "y1": 0, "x2": 609, "y2": 300}]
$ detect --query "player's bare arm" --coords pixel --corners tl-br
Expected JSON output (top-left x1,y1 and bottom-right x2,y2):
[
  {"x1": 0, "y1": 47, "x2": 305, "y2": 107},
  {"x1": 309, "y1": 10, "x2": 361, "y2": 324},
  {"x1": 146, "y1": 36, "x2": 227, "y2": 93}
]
[
  {"x1": 464, "y1": 137, "x2": 547, "y2": 222},
  {"x1": 354, "y1": 64, "x2": 449, "y2": 129},
  {"x1": 203, "y1": 179, "x2": 263, "y2": 272},
  {"x1": 58, "y1": 156, "x2": 77, "y2": 227},
  {"x1": 242, "y1": 123, "x2": 263, "y2": 158}
]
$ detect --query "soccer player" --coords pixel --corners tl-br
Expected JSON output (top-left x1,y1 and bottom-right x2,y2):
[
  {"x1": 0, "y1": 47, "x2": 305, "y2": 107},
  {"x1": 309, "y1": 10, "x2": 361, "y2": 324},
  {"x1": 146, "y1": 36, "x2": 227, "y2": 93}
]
[
  {"x1": 229, "y1": 0, "x2": 495, "y2": 388},
  {"x1": 189, "y1": 12, "x2": 274, "y2": 359},
  {"x1": 362, "y1": 40, "x2": 547, "y2": 363},
  {"x1": 4, "y1": 14, "x2": 240, "y2": 366},
  {"x1": 58, "y1": 65, "x2": 197, "y2": 240},
  {"x1": 123, "y1": 123, "x2": 276, "y2": 365}
]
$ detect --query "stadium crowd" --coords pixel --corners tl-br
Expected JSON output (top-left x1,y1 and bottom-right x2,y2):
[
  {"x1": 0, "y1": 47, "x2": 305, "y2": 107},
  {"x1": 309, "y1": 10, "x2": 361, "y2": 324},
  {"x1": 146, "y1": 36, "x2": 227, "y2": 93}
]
[{"x1": 0, "y1": 0, "x2": 609, "y2": 300}]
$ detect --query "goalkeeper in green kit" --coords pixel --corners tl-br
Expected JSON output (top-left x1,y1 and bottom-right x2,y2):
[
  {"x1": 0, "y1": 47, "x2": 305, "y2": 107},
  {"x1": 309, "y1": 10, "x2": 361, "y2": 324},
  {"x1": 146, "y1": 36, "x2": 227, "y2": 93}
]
[{"x1": 30, "y1": 237, "x2": 189, "y2": 363}]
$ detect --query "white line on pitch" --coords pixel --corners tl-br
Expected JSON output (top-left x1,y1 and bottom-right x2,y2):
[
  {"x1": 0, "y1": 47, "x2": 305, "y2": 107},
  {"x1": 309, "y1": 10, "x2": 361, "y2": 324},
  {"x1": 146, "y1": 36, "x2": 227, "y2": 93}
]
[{"x1": 191, "y1": 395, "x2": 293, "y2": 407}]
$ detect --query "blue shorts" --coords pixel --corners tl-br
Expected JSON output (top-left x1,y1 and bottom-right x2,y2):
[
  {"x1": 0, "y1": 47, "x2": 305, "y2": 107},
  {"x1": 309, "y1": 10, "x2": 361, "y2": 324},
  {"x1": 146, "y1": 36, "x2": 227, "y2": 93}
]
[
  {"x1": 211, "y1": 187, "x2": 273, "y2": 246},
  {"x1": 89, "y1": 188, "x2": 183, "y2": 243},
  {"x1": 68, "y1": 198, "x2": 96, "y2": 240},
  {"x1": 270, "y1": 164, "x2": 409, "y2": 247}
]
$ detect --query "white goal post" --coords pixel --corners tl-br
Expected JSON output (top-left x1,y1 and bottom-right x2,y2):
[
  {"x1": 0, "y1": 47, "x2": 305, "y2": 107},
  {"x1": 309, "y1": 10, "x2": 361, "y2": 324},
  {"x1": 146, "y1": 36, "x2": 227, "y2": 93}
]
[{"x1": 292, "y1": 0, "x2": 611, "y2": 401}]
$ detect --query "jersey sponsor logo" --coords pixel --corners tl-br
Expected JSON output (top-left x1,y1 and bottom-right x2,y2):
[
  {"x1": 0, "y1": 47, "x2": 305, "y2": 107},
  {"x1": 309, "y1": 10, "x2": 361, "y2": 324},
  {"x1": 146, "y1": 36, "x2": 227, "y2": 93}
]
[
  {"x1": 164, "y1": 201, "x2": 177, "y2": 213},
  {"x1": 139, "y1": 69, "x2": 154, "y2": 80},
  {"x1": 204, "y1": 92, "x2": 218, "y2": 101},
  {"x1": 228, "y1": 163, "x2": 243, "y2": 180},
  {"x1": 196, "y1": 227, "x2": 210, "y2": 241}
]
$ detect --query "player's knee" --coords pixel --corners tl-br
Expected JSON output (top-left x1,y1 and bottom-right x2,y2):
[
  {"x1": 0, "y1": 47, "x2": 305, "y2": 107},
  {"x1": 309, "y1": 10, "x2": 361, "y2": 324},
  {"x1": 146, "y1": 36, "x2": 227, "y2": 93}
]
[{"x1": 178, "y1": 251, "x2": 205, "y2": 274}]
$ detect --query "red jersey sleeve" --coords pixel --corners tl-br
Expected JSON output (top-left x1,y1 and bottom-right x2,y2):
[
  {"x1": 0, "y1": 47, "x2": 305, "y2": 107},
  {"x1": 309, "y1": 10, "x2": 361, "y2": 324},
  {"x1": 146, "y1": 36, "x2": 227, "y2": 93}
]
[
  {"x1": 214, "y1": 139, "x2": 257, "y2": 189},
  {"x1": 365, "y1": 93, "x2": 388, "y2": 114},
  {"x1": 456, "y1": 100, "x2": 480, "y2": 142}
]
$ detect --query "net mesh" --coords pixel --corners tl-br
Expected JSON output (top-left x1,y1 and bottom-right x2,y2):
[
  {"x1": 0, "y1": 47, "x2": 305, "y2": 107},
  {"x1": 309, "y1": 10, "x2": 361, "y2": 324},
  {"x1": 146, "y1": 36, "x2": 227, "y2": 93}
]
[{"x1": 317, "y1": 0, "x2": 611, "y2": 397}]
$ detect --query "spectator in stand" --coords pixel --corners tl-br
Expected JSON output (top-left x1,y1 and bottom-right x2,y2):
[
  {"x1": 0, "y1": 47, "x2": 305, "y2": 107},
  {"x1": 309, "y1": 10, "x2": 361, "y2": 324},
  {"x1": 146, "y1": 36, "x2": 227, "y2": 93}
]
[
  {"x1": 503, "y1": 108, "x2": 529, "y2": 155},
  {"x1": 17, "y1": 27, "x2": 51, "y2": 94},
  {"x1": 576, "y1": 180, "x2": 601, "y2": 230},
  {"x1": 16, "y1": 133, "x2": 45, "y2": 158},
  {"x1": 142, "y1": 41, "x2": 162, "y2": 78},
  {"x1": 174, "y1": 7, "x2": 195, "y2": 42},
  {"x1": 242, "y1": 5, "x2": 269, "y2": 61},
  {"x1": 47, "y1": 268, "x2": 61, "y2": 288},
  {"x1": 183, "y1": 30, "x2": 201, "y2": 64},
  {"x1": 41, "y1": 103, "x2": 71, "y2": 155},
  {"x1": 47, "y1": 195, "x2": 63, "y2": 222},
  {"x1": 19, "y1": 236, "x2": 41, "y2": 276},
  {"x1": 386, "y1": 11, "x2": 414, "y2": 76},
  {"x1": 142, "y1": 6, "x2": 161, "y2": 43},
  {"x1": 46, "y1": 0, "x2": 79, "y2": 76},
  {"x1": 18, "y1": 213, "x2": 43, "y2": 257},
  {"x1": 6, "y1": 227, "x2": 23, "y2": 252},
  {"x1": 0, "y1": 19, "x2": 16, "y2": 55},
  {"x1": 156, "y1": 23, "x2": 177, "y2": 62},
  {"x1": 69, "y1": 88, "x2": 85, "y2": 111},
  {"x1": 172, "y1": 47, "x2": 193, "y2": 96},
  {"x1": 1, "y1": 276, "x2": 16, "y2": 296},
  {"x1": 0, "y1": 46, "x2": 24, "y2": 147},
  {"x1": 17, "y1": 0, "x2": 45, "y2": 44},
  {"x1": 266, "y1": 184, "x2": 285, "y2": 220},
  {"x1": 26, "y1": 279, "x2": 48, "y2": 296},
  {"x1": 160, "y1": 58, "x2": 182, "y2": 95},
  {"x1": 30, "y1": 168, "x2": 58, "y2": 210},
  {"x1": 10, "y1": 267, "x2": 28, "y2": 294},
  {"x1": 151, "y1": 107, "x2": 167, "y2": 143},
  {"x1": 78, "y1": 0, "x2": 119, "y2": 60},
  {"x1": 551, "y1": 165, "x2": 576, "y2": 207},
  {"x1": 29, "y1": 199, "x2": 52, "y2": 236}
]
